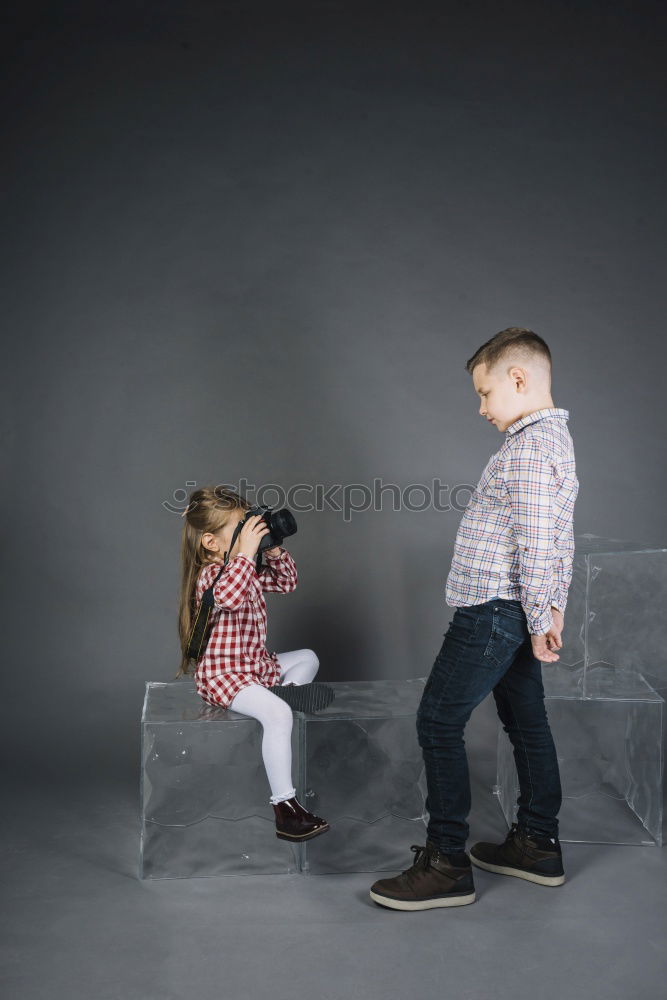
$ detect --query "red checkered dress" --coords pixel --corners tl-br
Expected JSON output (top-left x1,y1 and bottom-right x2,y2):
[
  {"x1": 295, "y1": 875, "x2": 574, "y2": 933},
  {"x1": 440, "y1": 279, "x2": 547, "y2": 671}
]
[{"x1": 193, "y1": 547, "x2": 298, "y2": 708}]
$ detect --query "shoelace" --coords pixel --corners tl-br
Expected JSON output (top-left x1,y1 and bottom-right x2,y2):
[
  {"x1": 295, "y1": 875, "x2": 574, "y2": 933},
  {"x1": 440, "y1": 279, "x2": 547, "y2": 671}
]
[
  {"x1": 509, "y1": 822, "x2": 557, "y2": 848},
  {"x1": 401, "y1": 844, "x2": 433, "y2": 875}
]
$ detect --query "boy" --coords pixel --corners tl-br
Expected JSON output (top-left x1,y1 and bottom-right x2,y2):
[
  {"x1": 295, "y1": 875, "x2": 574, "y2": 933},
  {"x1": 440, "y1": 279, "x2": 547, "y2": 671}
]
[{"x1": 370, "y1": 327, "x2": 579, "y2": 911}]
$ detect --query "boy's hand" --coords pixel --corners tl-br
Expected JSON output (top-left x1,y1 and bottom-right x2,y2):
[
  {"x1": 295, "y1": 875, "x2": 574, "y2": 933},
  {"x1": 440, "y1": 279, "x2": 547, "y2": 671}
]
[
  {"x1": 550, "y1": 607, "x2": 564, "y2": 642},
  {"x1": 265, "y1": 545, "x2": 282, "y2": 557},
  {"x1": 531, "y1": 609, "x2": 563, "y2": 663},
  {"x1": 531, "y1": 632, "x2": 560, "y2": 662}
]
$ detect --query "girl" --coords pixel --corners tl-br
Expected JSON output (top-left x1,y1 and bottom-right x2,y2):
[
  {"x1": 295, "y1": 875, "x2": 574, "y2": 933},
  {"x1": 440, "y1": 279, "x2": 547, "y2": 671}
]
[{"x1": 176, "y1": 485, "x2": 329, "y2": 843}]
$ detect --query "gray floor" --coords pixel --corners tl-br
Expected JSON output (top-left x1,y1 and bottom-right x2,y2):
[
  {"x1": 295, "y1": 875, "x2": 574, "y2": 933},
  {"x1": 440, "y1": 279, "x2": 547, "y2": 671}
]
[{"x1": 4, "y1": 733, "x2": 666, "y2": 1000}]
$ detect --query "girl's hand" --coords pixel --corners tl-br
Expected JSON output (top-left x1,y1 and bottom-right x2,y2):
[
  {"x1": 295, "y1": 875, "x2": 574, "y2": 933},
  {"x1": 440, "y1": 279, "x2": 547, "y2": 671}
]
[{"x1": 236, "y1": 514, "x2": 270, "y2": 559}]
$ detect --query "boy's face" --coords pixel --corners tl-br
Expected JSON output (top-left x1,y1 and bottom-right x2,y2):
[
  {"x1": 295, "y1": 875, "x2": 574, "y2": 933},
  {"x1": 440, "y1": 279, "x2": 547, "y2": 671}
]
[{"x1": 472, "y1": 361, "x2": 527, "y2": 433}]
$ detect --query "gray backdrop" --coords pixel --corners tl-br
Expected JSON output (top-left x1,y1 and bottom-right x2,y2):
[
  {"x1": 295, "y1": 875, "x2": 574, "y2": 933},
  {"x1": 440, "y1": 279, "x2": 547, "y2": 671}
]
[{"x1": 2, "y1": 0, "x2": 665, "y2": 787}]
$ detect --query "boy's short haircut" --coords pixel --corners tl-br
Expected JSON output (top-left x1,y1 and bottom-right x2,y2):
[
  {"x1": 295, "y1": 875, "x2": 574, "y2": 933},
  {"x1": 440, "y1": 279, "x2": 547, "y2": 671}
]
[{"x1": 465, "y1": 327, "x2": 552, "y2": 382}]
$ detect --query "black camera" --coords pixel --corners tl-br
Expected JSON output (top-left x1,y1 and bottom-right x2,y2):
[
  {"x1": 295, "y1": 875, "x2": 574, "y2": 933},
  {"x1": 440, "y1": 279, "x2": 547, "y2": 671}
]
[
  {"x1": 186, "y1": 502, "x2": 298, "y2": 661},
  {"x1": 240, "y1": 504, "x2": 298, "y2": 554}
]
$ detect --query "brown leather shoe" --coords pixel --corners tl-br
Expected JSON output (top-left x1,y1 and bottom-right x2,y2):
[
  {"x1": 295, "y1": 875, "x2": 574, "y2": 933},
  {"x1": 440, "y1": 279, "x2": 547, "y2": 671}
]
[
  {"x1": 470, "y1": 822, "x2": 565, "y2": 886},
  {"x1": 369, "y1": 841, "x2": 476, "y2": 911},
  {"x1": 272, "y1": 796, "x2": 330, "y2": 842}
]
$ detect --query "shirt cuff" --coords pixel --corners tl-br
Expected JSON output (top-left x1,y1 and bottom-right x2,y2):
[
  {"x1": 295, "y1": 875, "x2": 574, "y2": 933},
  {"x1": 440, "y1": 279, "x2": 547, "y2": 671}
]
[{"x1": 528, "y1": 608, "x2": 554, "y2": 635}]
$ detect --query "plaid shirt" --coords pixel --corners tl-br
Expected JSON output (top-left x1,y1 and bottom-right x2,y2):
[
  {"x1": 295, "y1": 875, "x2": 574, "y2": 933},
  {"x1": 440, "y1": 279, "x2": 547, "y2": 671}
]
[
  {"x1": 194, "y1": 547, "x2": 298, "y2": 708},
  {"x1": 445, "y1": 407, "x2": 579, "y2": 635}
]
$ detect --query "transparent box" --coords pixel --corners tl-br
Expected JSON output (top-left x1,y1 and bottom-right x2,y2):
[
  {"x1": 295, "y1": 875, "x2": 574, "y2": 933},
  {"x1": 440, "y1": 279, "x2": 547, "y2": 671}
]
[
  {"x1": 140, "y1": 682, "x2": 301, "y2": 878},
  {"x1": 300, "y1": 679, "x2": 427, "y2": 875},
  {"x1": 497, "y1": 534, "x2": 666, "y2": 846},
  {"x1": 494, "y1": 665, "x2": 664, "y2": 846},
  {"x1": 586, "y1": 546, "x2": 667, "y2": 699},
  {"x1": 140, "y1": 679, "x2": 427, "y2": 879},
  {"x1": 558, "y1": 534, "x2": 667, "y2": 698}
]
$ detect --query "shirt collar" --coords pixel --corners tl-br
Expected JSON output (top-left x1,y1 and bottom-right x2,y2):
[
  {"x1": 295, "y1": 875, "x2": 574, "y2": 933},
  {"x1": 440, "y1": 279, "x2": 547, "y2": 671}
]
[{"x1": 505, "y1": 407, "x2": 570, "y2": 435}]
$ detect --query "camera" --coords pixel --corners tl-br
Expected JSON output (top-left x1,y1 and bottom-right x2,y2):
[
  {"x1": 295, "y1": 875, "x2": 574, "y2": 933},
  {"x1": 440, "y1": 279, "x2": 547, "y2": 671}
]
[{"x1": 241, "y1": 504, "x2": 298, "y2": 553}]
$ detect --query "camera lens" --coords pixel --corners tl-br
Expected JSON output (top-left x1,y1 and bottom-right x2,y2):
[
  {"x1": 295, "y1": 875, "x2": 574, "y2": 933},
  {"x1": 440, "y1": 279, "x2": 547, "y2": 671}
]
[{"x1": 270, "y1": 509, "x2": 297, "y2": 540}]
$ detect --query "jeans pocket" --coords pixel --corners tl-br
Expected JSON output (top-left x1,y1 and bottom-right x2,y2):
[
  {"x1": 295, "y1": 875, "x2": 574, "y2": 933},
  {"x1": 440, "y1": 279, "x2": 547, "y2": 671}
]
[{"x1": 483, "y1": 624, "x2": 525, "y2": 669}]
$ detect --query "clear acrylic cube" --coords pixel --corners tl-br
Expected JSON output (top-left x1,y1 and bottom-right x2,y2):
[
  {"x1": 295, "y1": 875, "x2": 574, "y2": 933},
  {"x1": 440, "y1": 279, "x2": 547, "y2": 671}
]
[
  {"x1": 299, "y1": 679, "x2": 427, "y2": 875},
  {"x1": 496, "y1": 534, "x2": 666, "y2": 846},
  {"x1": 558, "y1": 533, "x2": 667, "y2": 697},
  {"x1": 140, "y1": 682, "x2": 301, "y2": 878},
  {"x1": 140, "y1": 679, "x2": 427, "y2": 878},
  {"x1": 494, "y1": 665, "x2": 664, "y2": 845}
]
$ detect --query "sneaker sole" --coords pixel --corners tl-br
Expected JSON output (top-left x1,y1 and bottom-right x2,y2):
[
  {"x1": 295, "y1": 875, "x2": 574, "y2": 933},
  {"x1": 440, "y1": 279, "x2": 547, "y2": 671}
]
[
  {"x1": 268, "y1": 683, "x2": 336, "y2": 713},
  {"x1": 470, "y1": 855, "x2": 565, "y2": 886},
  {"x1": 276, "y1": 823, "x2": 330, "y2": 842},
  {"x1": 368, "y1": 889, "x2": 476, "y2": 911}
]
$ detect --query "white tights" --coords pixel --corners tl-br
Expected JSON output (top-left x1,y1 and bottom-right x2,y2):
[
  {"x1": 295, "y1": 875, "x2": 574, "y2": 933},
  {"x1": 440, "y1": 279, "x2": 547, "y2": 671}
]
[{"x1": 228, "y1": 648, "x2": 320, "y2": 804}]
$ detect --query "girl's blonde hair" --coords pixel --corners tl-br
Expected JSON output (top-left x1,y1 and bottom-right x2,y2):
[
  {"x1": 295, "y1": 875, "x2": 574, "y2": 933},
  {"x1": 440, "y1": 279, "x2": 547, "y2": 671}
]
[{"x1": 175, "y1": 485, "x2": 251, "y2": 678}]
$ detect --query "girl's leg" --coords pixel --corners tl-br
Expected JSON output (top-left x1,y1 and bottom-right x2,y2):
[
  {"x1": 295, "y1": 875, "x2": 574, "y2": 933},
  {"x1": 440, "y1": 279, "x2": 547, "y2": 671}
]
[
  {"x1": 275, "y1": 648, "x2": 320, "y2": 686},
  {"x1": 228, "y1": 683, "x2": 296, "y2": 804}
]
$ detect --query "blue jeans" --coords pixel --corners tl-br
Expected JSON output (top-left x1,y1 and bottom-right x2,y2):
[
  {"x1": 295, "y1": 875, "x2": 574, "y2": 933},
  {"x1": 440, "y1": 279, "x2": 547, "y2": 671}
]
[{"x1": 416, "y1": 598, "x2": 562, "y2": 852}]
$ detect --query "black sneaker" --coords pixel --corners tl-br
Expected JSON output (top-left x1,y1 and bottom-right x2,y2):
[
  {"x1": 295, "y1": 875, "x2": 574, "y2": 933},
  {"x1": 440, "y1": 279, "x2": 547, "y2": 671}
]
[
  {"x1": 369, "y1": 841, "x2": 476, "y2": 911},
  {"x1": 470, "y1": 822, "x2": 565, "y2": 886},
  {"x1": 268, "y1": 681, "x2": 335, "y2": 713}
]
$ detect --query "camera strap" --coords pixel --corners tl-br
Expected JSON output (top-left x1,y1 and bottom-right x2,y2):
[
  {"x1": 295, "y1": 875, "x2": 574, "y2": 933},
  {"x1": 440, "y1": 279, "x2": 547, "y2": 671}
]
[
  {"x1": 186, "y1": 516, "x2": 261, "y2": 661},
  {"x1": 185, "y1": 564, "x2": 225, "y2": 661}
]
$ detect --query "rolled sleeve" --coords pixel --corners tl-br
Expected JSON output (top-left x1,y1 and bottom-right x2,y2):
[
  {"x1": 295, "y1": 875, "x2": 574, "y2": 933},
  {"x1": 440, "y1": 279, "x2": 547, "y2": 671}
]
[
  {"x1": 550, "y1": 542, "x2": 571, "y2": 615},
  {"x1": 503, "y1": 441, "x2": 556, "y2": 635},
  {"x1": 258, "y1": 547, "x2": 298, "y2": 593},
  {"x1": 211, "y1": 553, "x2": 256, "y2": 610}
]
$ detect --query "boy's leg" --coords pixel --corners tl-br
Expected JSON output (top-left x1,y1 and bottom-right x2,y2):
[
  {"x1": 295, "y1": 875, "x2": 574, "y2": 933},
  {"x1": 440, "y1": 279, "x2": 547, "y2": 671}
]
[
  {"x1": 416, "y1": 599, "x2": 528, "y2": 853},
  {"x1": 492, "y1": 641, "x2": 562, "y2": 839}
]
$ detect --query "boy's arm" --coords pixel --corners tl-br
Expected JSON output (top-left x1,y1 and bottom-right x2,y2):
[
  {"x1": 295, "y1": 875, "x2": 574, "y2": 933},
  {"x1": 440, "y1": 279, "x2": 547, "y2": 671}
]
[
  {"x1": 211, "y1": 553, "x2": 256, "y2": 610},
  {"x1": 550, "y1": 519, "x2": 575, "y2": 616},
  {"x1": 257, "y1": 547, "x2": 298, "y2": 593},
  {"x1": 503, "y1": 440, "x2": 557, "y2": 635}
]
